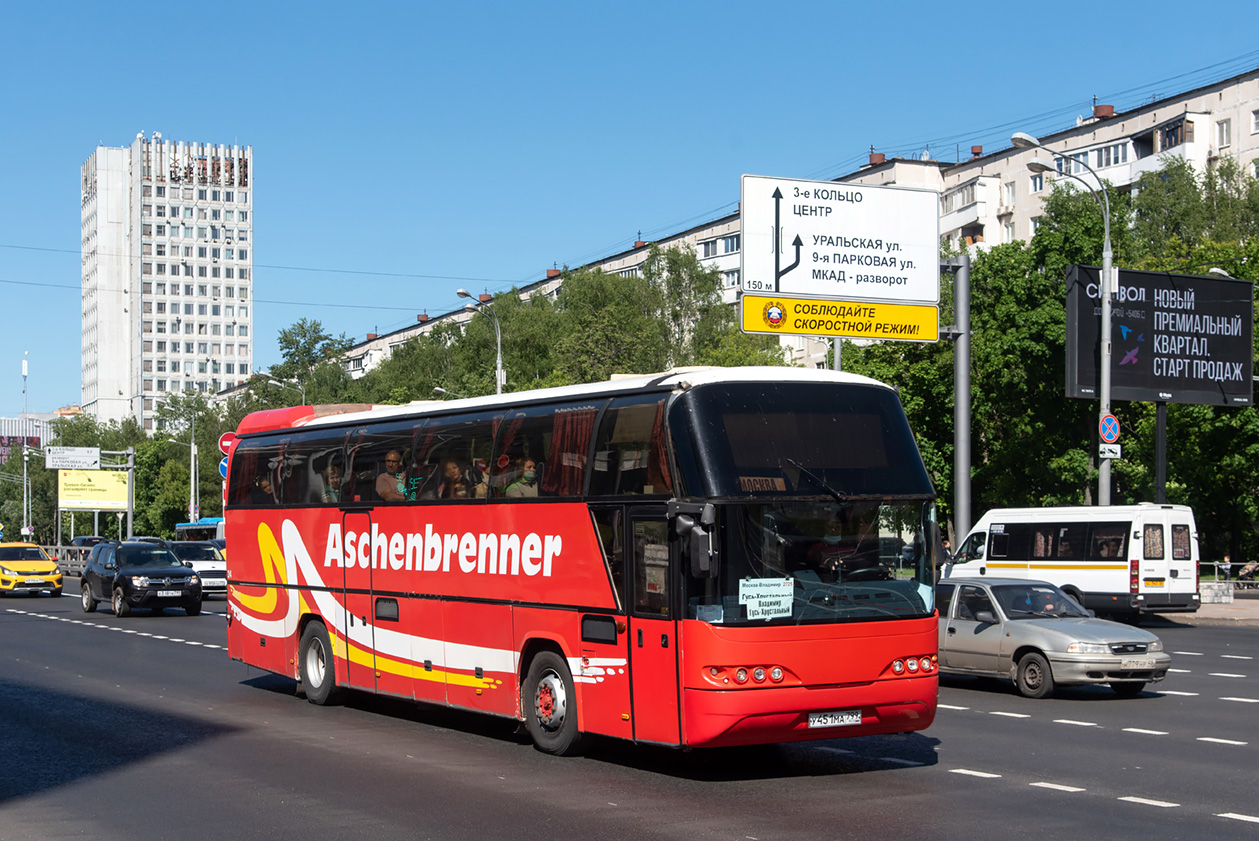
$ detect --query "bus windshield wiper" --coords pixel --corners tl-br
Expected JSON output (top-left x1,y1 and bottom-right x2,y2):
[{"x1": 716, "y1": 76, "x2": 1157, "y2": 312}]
[{"x1": 786, "y1": 459, "x2": 848, "y2": 503}]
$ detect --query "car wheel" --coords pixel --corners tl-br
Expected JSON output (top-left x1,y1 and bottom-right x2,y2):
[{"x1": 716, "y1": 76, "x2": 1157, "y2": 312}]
[
  {"x1": 185, "y1": 599, "x2": 202, "y2": 616},
  {"x1": 81, "y1": 583, "x2": 97, "y2": 613},
  {"x1": 112, "y1": 588, "x2": 131, "y2": 617},
  {"x1": 1110, "y1": 681, "x2": 1146, "y2": 697},
  {"x1": 299, "y1": 622, "x2": 343, "y2": 706},
  {"x1": 1016, "y1": 652, "x2": 1055, "y2": 699},
  {"x1": 50, "y1": 587, "x2": 63, "y2": 598},
  {"x1": 522, "y1": 650, "x2": 585, "y2": 756}
]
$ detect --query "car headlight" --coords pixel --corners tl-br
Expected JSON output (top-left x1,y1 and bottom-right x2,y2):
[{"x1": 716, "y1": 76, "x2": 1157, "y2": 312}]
[
  {"x1": 1066, "y1": 642, "x2": 1110, "y2": 654},
  {"x1": 130, "y1": 576, "x2": 150, "y2": 587},
  {"x1": 0, "y1": 566, "x2": 15, "y2": 576},
  {"x1": 1147, "y1": 639, "x2": 1163, "y2": 652},
  {"x1": 188, "y1": 575, "x2": 199, "y2": 585}
]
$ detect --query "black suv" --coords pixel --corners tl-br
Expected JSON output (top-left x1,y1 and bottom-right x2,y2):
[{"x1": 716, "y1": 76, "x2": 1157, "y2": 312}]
[{"x1": 80, "y1": 541, "x2": 203, "y2": 616}]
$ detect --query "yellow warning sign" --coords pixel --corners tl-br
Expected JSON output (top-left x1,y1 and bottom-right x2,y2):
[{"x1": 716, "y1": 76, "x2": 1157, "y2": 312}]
[{"x1": 741, "y1": 294, "x2": 939, "y2": 342}]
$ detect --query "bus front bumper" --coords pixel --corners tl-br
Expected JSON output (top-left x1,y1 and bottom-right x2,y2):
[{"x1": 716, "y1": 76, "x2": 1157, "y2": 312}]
[{"x1": 681, "y1": 676, "x2": 937, "y2": 748}]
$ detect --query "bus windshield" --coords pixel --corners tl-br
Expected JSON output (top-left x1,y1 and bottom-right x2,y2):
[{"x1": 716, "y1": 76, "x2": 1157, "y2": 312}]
[
  {"x1": 671, "y1": 382, "x2": 933, "y2": 498},
  {"x1": 687, "y1": 498, "x2": 938, "y2": 625}
]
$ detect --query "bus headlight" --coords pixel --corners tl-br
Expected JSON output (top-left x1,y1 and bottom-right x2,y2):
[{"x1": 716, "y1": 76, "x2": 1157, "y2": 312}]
[
  {"x1": 891, "y1": 659, "x2": 905, "y2": 674},
  {"x1": 734, "y1": 668, "x2": 749, "y2": 684},
  {"x1": 770, "y1": 667, "x2": 784, "y2": 682}
]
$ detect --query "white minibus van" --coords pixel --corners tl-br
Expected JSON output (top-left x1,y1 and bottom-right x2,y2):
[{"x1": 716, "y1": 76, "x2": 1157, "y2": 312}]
[{"x1": 946, "y1": 504, "x2": 1200, "y2": 618}]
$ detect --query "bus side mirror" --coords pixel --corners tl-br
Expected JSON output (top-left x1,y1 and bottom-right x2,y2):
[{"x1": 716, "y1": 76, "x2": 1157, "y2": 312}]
[{"x1": 672, "y1": 502, "x2": 717, "y2": 579}]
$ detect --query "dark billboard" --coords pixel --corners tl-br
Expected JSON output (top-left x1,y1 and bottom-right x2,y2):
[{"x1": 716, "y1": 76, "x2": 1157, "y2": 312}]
[{"x1": 1066, "y1": 266, "x2": 1254, "y2": 407}]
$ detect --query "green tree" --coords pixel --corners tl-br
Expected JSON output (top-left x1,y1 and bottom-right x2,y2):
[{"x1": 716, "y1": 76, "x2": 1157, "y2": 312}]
[{"x1": 271, "y1": 318, "x2": 355, "y2": 383}]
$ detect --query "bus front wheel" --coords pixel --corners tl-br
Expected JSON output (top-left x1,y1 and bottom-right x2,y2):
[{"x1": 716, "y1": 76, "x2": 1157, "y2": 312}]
[
  {"x1": 299, "y1": 622, "x2": 343, "y2": 706},
  {"x1": 523, "y1": 651, "x2": 584, "y2": 756}
]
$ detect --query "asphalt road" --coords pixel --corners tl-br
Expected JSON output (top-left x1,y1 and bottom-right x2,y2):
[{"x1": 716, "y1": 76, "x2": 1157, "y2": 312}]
[{"x1": 2, "y1": 588, "x2": 1257, "y2": 841}]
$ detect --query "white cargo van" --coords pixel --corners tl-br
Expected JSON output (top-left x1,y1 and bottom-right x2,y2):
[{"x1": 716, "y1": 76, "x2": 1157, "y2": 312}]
[{"x1": 946, "y1": 504, "x2": 1200, "y2": 618}]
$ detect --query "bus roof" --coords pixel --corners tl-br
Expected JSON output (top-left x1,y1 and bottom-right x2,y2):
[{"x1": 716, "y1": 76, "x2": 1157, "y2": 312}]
[
  {"x1": 971, "y1": 504, "x2": 1195, "y2": 525},
  {"x1": 234, "y1": 366, "x2": 892, "y2": 437}
]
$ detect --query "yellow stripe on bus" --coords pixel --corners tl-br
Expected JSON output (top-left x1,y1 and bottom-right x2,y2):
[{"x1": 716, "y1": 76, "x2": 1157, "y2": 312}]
[{"x1": 987, "y1": 562, "x2": 1129, "y2": 571}]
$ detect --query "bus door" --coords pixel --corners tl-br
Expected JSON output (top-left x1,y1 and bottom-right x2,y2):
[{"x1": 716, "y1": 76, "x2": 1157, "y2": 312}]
[
  {"x1": 340, "y1": 508, "x2": 376, "y2": 693},
  {"x1": 627, "y1": 511, "x2": 681, "y2": 746}
]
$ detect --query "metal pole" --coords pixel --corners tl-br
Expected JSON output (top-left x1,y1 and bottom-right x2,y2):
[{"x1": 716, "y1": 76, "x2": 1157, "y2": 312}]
[
  {"x1": 1155, "y1": 402, "x2": 1167, "y2": 504},
  {"x1": 954, "y1": 254, "x2": 972, "y2": 541},
  {"x1": 189, "y1": 412, "x2": 197, "y2": 522},
  {"x1": 493, "y1": 313, "x2": 504, "y2": 395},
  {"x1": 22, "y1": 444, "x2": 29, "y2": 537},
  {"x1": 1098, "y1": 202, "x2": 1114, "y2": 506},
  {"x1": 126, "y1": 447, "x2": 135, "y2": 539},
  {"x1": 832, "y1": 337, "x2": 841, "y2": 371}
]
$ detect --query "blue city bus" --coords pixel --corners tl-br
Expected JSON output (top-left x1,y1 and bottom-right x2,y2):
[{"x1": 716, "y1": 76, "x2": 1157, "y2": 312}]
[{"x1": 174, "y1": 517, "x2": 224, "y2": 542}]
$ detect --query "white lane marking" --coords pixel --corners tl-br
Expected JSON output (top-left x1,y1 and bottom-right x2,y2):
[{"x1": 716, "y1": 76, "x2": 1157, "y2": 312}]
[
  {"x1": 1218, "y1": 813, "x2": 1259, "y2": 824},
  {"x1": 817, "y1": 747, "x2": 854, "y2": 756},
  {"x1": 1053, "y1": 719, "x2": 1098, "y2": 727},
  {"x1": 990, "y1": 711, "x2": 1031, "y2": 718},
  {"x1": 1172, "y1": 651, "x2": 1203, "y2": 656},
  {"x1": 1220, "y1": 697, "x2": 1259, "y2": 704},
  {"x1": 937, "y1": 704, "x2": 969, "y2": 710},
  {"x1": 1031, "y1": 782, "x2": 1086, "y2": 793},
  {"x1": 1119, "y1": 796, "x2": 1179, "y2": 808},
  {"x1": 1220, "y1": 654, "x2": 1253, "y2": 660},
  {"x1": 1198, "y1": 737, "x2": 1248, "y2": 746},
  {"x1": 1168, "y1": 668, "x2": 1192, "y2": 674},
  {"x1": 1123, "y1": 728, "x2": 1169, "y2": 736},
  {"x1": 1208, "y1": 673, "x2": 1246, "y2": 678},
  {"x1": 951, "y1": 769, "x2": 1001, "y2": 778},
  {"x1": 1158, "y1": 690, "x2": 1199, "y2": 696},
  {"x1": 878, "y1": 757, "x2": 924, "y2": 766}
]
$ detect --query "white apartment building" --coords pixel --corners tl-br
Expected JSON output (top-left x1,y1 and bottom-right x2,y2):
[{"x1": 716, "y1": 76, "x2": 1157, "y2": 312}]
[
  {"x1": 81, "y1": 132, "x2": 254, "y2": 429},
  {"x1": 340, "y1": 66, "x2": 1259, "y2": 377}
]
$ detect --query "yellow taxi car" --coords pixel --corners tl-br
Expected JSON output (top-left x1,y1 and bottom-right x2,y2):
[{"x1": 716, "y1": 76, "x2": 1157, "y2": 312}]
[{"x1": 0, "y1": 542, "x2": 63, "y2": 597}]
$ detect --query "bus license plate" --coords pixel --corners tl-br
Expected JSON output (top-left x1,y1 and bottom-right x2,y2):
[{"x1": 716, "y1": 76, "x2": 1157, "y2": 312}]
[
  {"x1": 1143, "y1": 579, "x2": 1165, "y2": 588},
  {"x1": 157, "y1": 590, "x2": 182, "y2": 597},
  {"x1": 808, "y1": 710, "x2": 862, "y2": 728},
  {"x1": 1121, "y1": 659, "x2": 1150, "y2": 670}
]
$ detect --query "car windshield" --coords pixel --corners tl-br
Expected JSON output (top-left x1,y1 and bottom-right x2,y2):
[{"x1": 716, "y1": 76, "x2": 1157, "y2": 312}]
[
  {"x1": 0, "y1": 546, "x2": 49, "y2": 561},
  {"x1": 116, "y1": 546, "x2": 184, "y2": 569},
  {"x1": 170, "y1": 544, "x2": 220, "y2": 561},
  {"x1": 992, "y1": 583, "x2": 1088, "y2": 619}
]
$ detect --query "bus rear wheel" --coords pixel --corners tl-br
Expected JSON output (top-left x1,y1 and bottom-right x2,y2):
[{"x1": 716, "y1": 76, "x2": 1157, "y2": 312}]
[
  {"x1": 299, "y1": 622, "x2": 343, "y2": 706},
  {"x1": 523, "y1": 651, "x2": 584, "y2": 756}
]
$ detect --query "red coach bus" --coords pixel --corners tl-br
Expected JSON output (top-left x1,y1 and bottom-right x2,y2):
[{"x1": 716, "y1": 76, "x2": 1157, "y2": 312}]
[{"x1": 224, "y1": 367, "x2": 941, "y2": 754}]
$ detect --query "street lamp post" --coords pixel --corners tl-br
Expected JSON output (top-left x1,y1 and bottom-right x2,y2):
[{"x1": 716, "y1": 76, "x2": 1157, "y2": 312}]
[
  {"x1": 267, "y1": 378, "x2": 306, "y2": 405},
  {"x1": 169, "y1": 418, "x2": 197, "y2": 522},
  {"x1": 1013, "y1": 131, "x2": 1114, "y2": 506},
  {"x1": 456, "y1": 289, "x2": 503, "y2": 395}
]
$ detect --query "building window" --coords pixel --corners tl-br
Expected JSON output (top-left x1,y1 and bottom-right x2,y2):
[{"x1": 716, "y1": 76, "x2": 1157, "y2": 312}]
[
  {"x1": 722, "y1": 235, "x2": 740, "y2": 254},
  {"x1": 1030, "y1": 216, "x2": 1043, "y2": 235},
  {"x1": 1003, "y1": 181, "x2": 1015, "y2": 205},
  {"x1": 155, "y1": 186, "x2": 165, "y2": 197},
  {"x1": 1159, "y1": 119, "x2": 1190, "y2": 150},
  {"x1": 1217, "y1": 118, "x2": 1231, "y2": 149},
  {"x1": 155, "y1": 224, "x2": 165, "y2": 236},
  {"x1": 226, "y1": 363, "x2": 235, "y2": 374},
  {"x1": 198, "y1": 189, "x2": 207, "y2": 200},
  {"x1": 1030, "y1": 173, "x2": 1044, "y2": 193},
  {"x1": 723, "y1": 269, "x2": 740, "y2": 287},
  {"x1": 701, "y1": 240, "x2": 718, "y2": 258},
  {"x1": 157, "y1": 379, "x2": 166, "y2": 391},
  {"x1": 1003, "y1": 222, "x2": 1015, "y2": 243}
]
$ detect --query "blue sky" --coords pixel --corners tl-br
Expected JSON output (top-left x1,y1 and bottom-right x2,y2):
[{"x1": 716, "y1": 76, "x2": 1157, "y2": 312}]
[{"x1": 3, "y1": 1, "x2": 1258, "y2": 418}]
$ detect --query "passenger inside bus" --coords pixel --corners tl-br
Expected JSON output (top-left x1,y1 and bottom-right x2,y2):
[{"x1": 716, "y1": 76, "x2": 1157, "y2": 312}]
[
  {"x1": 376, "y1": 450, "x2": 407, "y2": 501},
  {"x1": 504, "y1": 457, "x2": 540, "y2": 497},
  {"x1": 250, "y1": 474, "x2": 275, "y2": 505},
  {"x1": 320, "y1": 462, "x2": 342, "y2": 504}
]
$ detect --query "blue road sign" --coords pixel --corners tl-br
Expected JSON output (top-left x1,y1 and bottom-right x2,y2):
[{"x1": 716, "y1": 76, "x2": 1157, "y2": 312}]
[
  {"x1": 219, "y1": 457, "x2": 229, "y2": 479},
  {"x1": 1099, "y1": 414, "x2": 1121, "y2": 444}
]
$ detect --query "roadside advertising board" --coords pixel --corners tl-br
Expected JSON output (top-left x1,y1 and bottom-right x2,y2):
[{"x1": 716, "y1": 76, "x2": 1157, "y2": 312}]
[
  {"x1": 58, "y1": 469, "x2": 130, "y2": 510},
  {"x1": 1065, "y1": 266, "x2": 1254, "y2": 407},
  {"x1": 739, "y1": 175, "x2": 940, "y2": 341}
]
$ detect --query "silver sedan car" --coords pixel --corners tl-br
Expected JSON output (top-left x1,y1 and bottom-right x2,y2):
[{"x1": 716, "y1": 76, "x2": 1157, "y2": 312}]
[{"x1": 937, "y1": 577, "x2": 1171, "y2": 698}]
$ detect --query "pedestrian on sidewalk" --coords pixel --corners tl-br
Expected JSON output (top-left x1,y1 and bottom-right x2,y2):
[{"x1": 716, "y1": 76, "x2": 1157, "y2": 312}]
[{"x1": 1220, "y1": 553, "x2": 1232, "y2": 581}]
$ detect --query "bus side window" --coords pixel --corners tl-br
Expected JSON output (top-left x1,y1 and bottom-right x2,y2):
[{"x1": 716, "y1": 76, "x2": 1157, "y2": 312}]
[
  {"x1": 590, "y1": 396, "x2": 672, "y2": 497},
  {"x1": 1144, "y1": 524, "x2": 1165, "y2": 560},
  {"x1": 590, "y1": 507, "x2": 625, "y2": 608}
]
